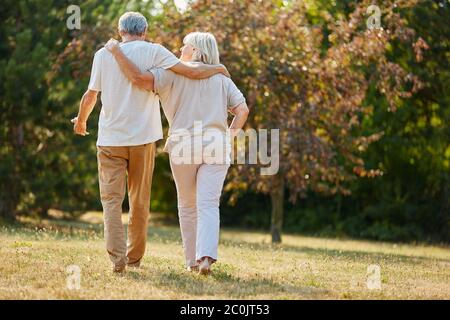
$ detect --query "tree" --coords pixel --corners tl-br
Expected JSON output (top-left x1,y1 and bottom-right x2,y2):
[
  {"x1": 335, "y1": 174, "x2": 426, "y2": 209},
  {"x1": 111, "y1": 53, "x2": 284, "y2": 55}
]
[
  {"x1": 349, "y1": 0, "x2": 449, "y2": 241},
  {"x1": 3, "y1": 0, "x2": 444, "y2": 244},
  {"x1": 0, "y1": 0, "x2": 66, "y2": 220},
  {"x1": 152, "y1": 0, "x2": 424, "y2": 242},
  {"x1": 0, "y1": 0, "x2": 143, "y2": 220}
]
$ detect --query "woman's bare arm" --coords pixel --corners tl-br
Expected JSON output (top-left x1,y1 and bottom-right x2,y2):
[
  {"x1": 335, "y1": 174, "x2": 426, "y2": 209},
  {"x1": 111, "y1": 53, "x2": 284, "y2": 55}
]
[
  {"x1": 229, "y1": 102, "x2": 250, "y2": 137},
  {"x1": 105, "y1": 38, "x2": 230, "y2": 85},
  {"x1": 105, "y1": 39, "x2": 154, "y2": 91}
]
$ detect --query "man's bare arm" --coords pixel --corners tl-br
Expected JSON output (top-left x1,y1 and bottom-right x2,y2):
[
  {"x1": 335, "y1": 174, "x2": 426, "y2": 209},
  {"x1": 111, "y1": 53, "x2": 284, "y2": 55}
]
[
  {"x1": 169, "y1": 62, "x2": 230, "y2": 79},
  {"x1": 72, "y1": 89, "x2": 98, "y2": 136}
]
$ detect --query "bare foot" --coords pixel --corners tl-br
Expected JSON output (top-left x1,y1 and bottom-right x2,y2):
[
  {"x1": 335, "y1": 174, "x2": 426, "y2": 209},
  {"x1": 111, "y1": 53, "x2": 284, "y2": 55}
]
[{"x1": 198, "y1": 257, "x2": 213, "y2": 276}]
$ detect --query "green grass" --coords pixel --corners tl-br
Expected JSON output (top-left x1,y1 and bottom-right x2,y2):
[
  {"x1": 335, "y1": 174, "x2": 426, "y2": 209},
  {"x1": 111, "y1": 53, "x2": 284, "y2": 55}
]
[{"x1": 0, "y1": 212, "x2": 449, "y2": 300}]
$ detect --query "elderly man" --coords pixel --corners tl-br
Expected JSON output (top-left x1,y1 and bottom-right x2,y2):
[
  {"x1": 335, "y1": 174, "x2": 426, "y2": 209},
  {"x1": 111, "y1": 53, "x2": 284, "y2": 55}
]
[{"x1": 72, "y1": 12, "x2": 228, "y2": 273}]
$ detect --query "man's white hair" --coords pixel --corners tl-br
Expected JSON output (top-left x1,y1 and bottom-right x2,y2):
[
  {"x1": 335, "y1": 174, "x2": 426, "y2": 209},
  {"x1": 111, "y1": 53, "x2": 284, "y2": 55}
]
[
  {"x1": 183, "y1": 32, "x2": 220, "y2": 65},
  {"x1": 118, "y1": 12, "x2": 148, "y2": 36}
]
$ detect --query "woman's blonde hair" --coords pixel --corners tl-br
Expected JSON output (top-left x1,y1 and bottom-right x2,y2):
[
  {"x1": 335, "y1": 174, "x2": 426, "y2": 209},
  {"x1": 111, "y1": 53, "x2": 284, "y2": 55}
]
[{"x1": 183, "y1": 32, "x2": 220, "y2": 65}]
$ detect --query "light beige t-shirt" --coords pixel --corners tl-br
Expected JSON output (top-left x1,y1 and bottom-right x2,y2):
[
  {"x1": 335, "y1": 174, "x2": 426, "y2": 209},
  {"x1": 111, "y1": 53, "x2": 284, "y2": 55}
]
[
  {"x1": 88, "y1": 40, "x2": 179, "y2": 146},
  {"x1": 150, "y1": 62, "x2": 246, "y2": 162}
]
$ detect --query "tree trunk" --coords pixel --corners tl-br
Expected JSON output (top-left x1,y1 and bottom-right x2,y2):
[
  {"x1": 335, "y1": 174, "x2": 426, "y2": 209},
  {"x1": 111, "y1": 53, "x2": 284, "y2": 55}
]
[
  {"x1": 438, "y1": 174, "x2": 449, "y2": 241},
  {"x1": 0, "y1": 198, "x2": 15, "y2": 221},
  {"x1": 0, "y1": 123, "x2": 24, "y2": 221},
  {"x1": 37, "y1": 205, "x2": 50, "y2": 219},
  {"x1": 270, "y1": 173, "x2": 285, "y2": 243}
]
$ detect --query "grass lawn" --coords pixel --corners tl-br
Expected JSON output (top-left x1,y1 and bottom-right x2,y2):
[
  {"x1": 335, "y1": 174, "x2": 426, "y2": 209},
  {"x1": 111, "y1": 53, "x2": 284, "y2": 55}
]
[{"x1": 0, "y1": 212, "x2": 449, "y2": 300}]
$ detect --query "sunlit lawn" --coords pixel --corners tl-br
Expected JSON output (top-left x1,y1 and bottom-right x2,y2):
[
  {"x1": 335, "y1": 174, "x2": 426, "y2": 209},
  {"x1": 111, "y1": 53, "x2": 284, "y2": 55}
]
[{"x1": 0, "y1": 212, "x2": 449, "y2": 299}]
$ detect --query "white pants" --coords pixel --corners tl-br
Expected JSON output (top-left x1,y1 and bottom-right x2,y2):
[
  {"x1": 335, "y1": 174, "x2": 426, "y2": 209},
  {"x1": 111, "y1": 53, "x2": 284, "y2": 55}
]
[{"x1": 170, "y1": 157, "x2": 229, "y2": 267}]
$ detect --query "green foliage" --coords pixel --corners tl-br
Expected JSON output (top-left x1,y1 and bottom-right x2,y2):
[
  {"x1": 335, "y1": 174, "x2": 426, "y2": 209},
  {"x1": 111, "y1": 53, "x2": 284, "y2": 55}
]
[
  {"x1": 0, "y1": 0, "x2": 448, "y2": 243},
  {"x1": 353, "y1": 0, "x2": 450, "y2": 241}
]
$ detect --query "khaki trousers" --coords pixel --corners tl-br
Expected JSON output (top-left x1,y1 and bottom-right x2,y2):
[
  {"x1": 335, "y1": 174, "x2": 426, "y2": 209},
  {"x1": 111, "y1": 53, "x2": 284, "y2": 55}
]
[{"x1": 97, "y1": 143, "x2": 155, "y2": 268}]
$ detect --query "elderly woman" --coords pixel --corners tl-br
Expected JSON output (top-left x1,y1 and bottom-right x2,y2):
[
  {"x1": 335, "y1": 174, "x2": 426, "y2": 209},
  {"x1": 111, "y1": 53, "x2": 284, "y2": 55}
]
[{"x1": 105, "y1": 32, "x2": 249, "y2": 275}]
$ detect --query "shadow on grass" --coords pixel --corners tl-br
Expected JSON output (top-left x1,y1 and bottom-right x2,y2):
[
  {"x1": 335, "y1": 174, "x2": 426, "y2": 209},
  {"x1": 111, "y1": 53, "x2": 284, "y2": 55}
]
[
  {"x1": 219, "y1": 238, "x2": 450, "y2": 265},
  {"x1": 123, "y1": 263, "x2": 327, "y2": 299},
  {"x1": 3, "y1": 218, "x2": 449, "y2": 267},
  {"x1": 146, "y1": 226, "x2": 450, "y2": 265},
  {"x1": 0, "y1": 218, "x2": 101, "y2": 240}
]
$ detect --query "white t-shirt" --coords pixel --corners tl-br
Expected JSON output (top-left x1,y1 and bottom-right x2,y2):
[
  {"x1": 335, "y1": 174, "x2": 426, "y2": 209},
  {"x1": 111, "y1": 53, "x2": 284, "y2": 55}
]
[{"x1": 88, "y1": 40, "x2": 179, "y2": 146}]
